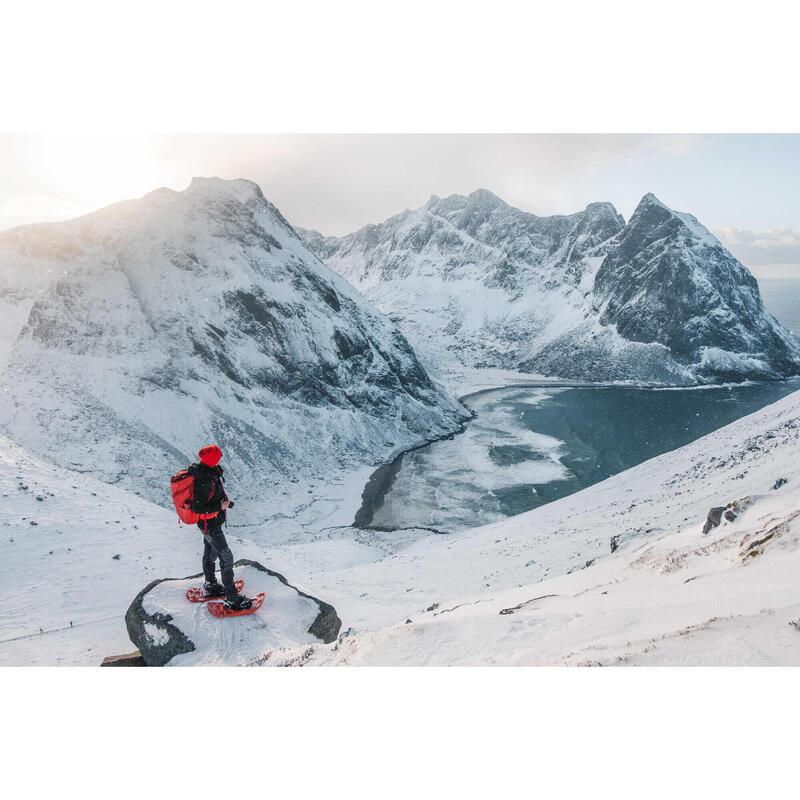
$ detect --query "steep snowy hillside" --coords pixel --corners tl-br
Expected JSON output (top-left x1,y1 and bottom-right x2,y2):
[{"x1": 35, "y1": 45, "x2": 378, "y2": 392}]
[
  {"x1": 0, "y1": 178, "x2": 463, "y2": 518},
  {"x1": 256, "y1": 387, "x2": 800, "y2": 666},
  {"x1": 300, "y1": 191, "x2": 800, "y2": 386},
  {"x1": 0, "y1": 433, "x2": 196, "y2": 665},
  {"x1": 0, "y1": 434, "x2": 341, "y2": 666},
  {"x1": 5, "y1": 380, "x2": 799, "y2": 666}
]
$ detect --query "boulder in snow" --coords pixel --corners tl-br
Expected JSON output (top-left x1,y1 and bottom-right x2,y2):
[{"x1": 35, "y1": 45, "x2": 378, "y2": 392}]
[
  {"x1": 125, "y1": 559, "x2": 341, "y2": 666},
  {"x1": 702, "y1": 496, "x2": 754, "y2": 535}
]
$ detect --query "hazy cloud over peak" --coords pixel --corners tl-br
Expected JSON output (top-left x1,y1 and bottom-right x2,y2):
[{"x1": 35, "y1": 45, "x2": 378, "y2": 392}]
[{"x1": 714, "y1": 226, "x2": 800, "y2": 278}]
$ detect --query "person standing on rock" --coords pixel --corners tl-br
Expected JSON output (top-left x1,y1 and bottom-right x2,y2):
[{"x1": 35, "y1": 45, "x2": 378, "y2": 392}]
[{"x1": 192, "y1": 445, "x2": 252, "y2": 610}]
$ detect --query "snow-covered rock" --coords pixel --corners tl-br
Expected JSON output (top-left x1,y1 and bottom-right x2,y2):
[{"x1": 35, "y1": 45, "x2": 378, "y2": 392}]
[
  {"x1": 125, "y1": 559, "x2": 341, "y2": 666},
  {"x1": 300, "y1": 191, "x2": 800, "y2": 386},
  {"x1": 0, "y1": 178, "x2": 464, "y2": 518}
]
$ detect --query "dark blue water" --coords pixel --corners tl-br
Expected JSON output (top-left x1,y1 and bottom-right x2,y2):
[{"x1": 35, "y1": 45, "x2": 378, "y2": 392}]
[
  {"x1": 759, "y1": 278, "x2": 800, "y2": 335},
  {"x1": 363, "y1": 380, "x2": 800, "y2": 532}
]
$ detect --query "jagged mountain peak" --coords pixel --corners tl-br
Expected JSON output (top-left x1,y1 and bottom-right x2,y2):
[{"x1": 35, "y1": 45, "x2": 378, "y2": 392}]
[
  {"x1": 424, "y1": 188, "x2": 509, "y2": 215},
  {"x1": 467, "y1": 187, "x2": 507, "y2": 207},
  {"x1": 300, "y1": 189, "x2": 800, "y2": 385},
  {"x1": 637, "y1": 191, "x2": 664, "y2": 207},
  {"x1": 627, "y1": 192, "x2": 722, "y2": 250},
  {"x1": 591, "y1": 194, "x2": 800, "y2": 380},
  {"x1": 583, "y1": 200, "x2": 624, "y2": 220}
]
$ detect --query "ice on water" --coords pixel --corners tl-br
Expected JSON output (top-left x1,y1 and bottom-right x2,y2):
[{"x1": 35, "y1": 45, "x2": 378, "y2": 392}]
[{"x1": 369, "y1": 388, "x2": 571, "y2": 532}]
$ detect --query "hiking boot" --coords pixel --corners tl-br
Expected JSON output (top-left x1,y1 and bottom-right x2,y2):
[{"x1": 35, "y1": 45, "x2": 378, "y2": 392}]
[
  {"x1": 203, "y1": 581, "x2": 226, "y2": 598},
  {"x1": 224, "y1": 594, "x2": 253, "y2": 611}
]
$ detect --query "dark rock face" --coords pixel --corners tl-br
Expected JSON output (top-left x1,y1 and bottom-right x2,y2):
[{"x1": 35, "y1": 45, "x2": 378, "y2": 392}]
[
  {"x1": 702, "y1": 506, "x2": 727, "y2": 535},
  {"x1": 125, "y1": 559, "x2": 341, "y2": 666},
  {"x1": 702, "y1": 497, "x2": 754, "y2": 535},
  {"x1": 593, "y1": 194, "x2": 800, "y2": 381},
  {"x1": 125, "y1": 579, "x2": 198, "y2": 667}
]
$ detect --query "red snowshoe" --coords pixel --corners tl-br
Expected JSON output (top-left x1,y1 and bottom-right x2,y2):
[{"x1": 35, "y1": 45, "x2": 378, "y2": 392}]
[{"x1": 207, "y1": 592, "x2": 265, "y2": 618}]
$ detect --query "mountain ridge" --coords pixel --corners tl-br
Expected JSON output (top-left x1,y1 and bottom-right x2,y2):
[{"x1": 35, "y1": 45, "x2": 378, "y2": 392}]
[{"x1": 299, "y1": 190, "x2": 800, "y2": 385}]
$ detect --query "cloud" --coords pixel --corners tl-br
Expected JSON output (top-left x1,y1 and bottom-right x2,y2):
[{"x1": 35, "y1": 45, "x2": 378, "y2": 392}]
[
  {"x1": 714, "y1": 226, "x2": 800, "y2": 265},
  {"x1": 713, "y1": 226, "x2": 800, "y2": 279},
  {"x1": 0, "y1": 194, "x2": 90, "y2": 229}
]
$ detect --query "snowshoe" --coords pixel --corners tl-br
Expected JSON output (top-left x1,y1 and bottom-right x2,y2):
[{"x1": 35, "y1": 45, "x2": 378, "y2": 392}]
[
  {"x1": 207, "y1": 592, "x2": 265, "y2": 618},
  {"x1": 186, "y1": 578, "x2": 243, "y2": 603},
  {"x1": 225, "y1": 594, "x2": 253, "y2": 611}
]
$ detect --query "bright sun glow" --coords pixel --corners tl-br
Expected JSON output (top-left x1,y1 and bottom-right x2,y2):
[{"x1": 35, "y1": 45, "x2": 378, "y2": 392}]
[{"x1": 30, "y1": 134, "x2": 166, "y2": 214}]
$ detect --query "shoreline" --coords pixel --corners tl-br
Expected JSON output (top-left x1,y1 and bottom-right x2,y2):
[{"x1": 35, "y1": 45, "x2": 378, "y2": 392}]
[
  {"x1": 353, "y1": 379, "x2": 586, "y2": 530},
  {"x1": 352, "y1": 376, "x2": 800, "y2": 531}
]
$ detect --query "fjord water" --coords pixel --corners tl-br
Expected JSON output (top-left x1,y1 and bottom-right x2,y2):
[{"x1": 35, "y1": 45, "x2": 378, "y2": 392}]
[
  {"x1": 363, "y1": 278, "x2": 800, "y2": 533},
  {"x1": 759, "y1": 278, "x2": 800, "y2": 335}
]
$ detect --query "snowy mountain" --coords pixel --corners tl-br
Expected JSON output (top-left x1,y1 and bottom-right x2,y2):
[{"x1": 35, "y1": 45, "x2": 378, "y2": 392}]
[
  {"x1": 0, "y1": 178, "x2": 464, "y2": 518},
  {"x1": 300, "y1": 191, "x2": 800, "y2": 385},
  {"x1": 590, "y1": 193, "x2": 799, "y2": 382}
]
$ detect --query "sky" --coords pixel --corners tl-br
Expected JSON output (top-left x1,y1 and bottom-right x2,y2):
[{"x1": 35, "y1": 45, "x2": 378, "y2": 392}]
[{"x1": 1, "y1": 133, "x2": 799, "y2": 278}]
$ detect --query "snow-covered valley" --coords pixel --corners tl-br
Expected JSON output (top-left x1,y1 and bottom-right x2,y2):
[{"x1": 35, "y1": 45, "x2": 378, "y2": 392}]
[
  {"x1": 262, "y1": 383, "x2": 800, "y2": 666},
  {"x1": 3, "y1": 379, "x2": 799, "y2": 666}
]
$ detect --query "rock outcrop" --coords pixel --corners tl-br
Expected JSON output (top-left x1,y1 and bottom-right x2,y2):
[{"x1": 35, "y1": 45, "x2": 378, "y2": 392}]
[
  {"x1": 702, "y1": 496, "x2": 754, "y2": 535},
  {"x1": 100, "y1": 651, "x2": 147, "y2": 667},
  {"x1": 125, "y1": 559, "x2": 342, "y2": 666}
]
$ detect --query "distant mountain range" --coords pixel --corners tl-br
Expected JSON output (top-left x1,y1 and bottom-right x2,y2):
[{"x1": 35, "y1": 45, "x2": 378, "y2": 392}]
[
  {"x1": 300, "y1": 190, "x2": 800, "y2": 384},
  {"x1": 0, "y1": 178, "x2": 463, "y2": 514}
]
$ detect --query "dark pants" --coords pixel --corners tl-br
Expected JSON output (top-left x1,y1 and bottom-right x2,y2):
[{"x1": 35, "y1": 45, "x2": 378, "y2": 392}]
[{"x1": 202, "y1": 528, "x2": 237, "y2": 600}]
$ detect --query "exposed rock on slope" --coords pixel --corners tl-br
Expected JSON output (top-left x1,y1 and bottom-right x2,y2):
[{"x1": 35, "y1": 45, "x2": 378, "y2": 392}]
[
  {"x1": 300, "y1": 191, "x2": 800, "y2": 385},
  {"x1": 0, "y1": 178, "x2": 463, "y2": 515},
  {"x1": 126, "y1": 559, "x2": 341, "y2": 666}
]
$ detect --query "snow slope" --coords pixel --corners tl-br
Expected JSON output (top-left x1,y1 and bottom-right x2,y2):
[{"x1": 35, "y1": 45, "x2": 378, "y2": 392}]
[
  {"x1": 0, "y1": 433, "x2": 200, "y2": 665},
  {"x1": 249, "y1": 387, "x2": 800, "y2": 666},
  {"x1": 300, "y1": 191, "x2": 800, "y2": 387},
  {"x1": 0, "y1": 178, "x2": 464, "y2": 521},
  {"x1": 4, "y1": 382, "x2": 799, "y2": 666}
]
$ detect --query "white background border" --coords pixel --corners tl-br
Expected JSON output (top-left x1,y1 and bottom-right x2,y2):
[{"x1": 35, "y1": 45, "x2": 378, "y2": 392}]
[{"x1": 2, "y1": 1, "x2": 799, "y2": 797}]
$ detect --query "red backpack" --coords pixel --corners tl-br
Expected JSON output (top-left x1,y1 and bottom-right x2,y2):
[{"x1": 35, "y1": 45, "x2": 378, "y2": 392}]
[{"x1": 170, "y1": 467, "x2": 218, "y2": 525}]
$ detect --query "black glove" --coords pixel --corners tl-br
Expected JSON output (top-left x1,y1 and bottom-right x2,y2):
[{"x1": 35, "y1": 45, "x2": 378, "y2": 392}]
[{"x1": 227, "y1": 500, "x2": 235, "y2": 508}]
